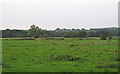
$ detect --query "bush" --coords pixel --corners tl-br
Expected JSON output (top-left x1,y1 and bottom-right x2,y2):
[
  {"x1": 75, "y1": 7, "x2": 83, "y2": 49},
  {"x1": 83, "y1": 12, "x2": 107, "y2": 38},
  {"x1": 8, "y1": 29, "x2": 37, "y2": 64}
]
[
  {"x1": 112, "y1": 37, "x2": 119, "y2": 40},
  {"x1": 70, "y1": 44, "x2": 75, "y2": 47},
  {"x1": 44, "y1": 37, "x2": 64, "y2": 40},
  {"x1": 79, "y1": 38, "x2": 83, "y2": 40},
  {"x1": 85, "y1": 35, "x2": 89, "y2": 38},
  {"x1": 100, "y1": 34, "x2": 106, "y2": 40},
  {"x1": 108, "y1": 34, "x2": 112, "y2": 39},
  {"x1": 44, "y1": 37, "x2": 55, "y2": 40},
  {"x1": 55, "y1": 38, "x2": 64, "y2": 40},
  {"x1": 96, "y1": 61, "x2": 118, "y2": 69}
]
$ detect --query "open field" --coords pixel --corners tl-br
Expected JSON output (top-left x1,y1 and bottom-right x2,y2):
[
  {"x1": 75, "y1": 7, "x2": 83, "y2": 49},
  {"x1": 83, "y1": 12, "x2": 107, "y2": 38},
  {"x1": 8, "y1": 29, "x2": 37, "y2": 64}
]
[{"x1": 2, "y1": 37, "x2": 119, "y2": 72}]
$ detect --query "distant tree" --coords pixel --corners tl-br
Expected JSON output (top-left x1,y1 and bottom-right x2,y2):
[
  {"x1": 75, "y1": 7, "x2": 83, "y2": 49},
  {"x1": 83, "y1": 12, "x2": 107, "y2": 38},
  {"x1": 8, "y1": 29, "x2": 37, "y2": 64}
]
[
  {"x1": 85, "y1": 35, "x2": 89, "y2": 38},
  {"x1": 72, "y1": 28, "x2": 75, "y2": 31},
  {"x1": 63, "y1": 30, "x2": 86, "y2": 38},
  {"x1": 81, "y1": 28, "x2": 86, "y2": 31},
  {"x1": 64, "y1": 31, "x2": 76, "y2": 38},
  {"x1": 6, "y1": 29, "x2": 10, "y2": 30},
  {"x1": 28, "y1": 25, "x2": 43, "y2": 38},
  {"x1": 76, "y1": 29, "x2": 80, "y2": 31},
  {"x1": 1, "y1": 26, "x2": 119, "y2": 38},
  {"x1": 108, "y1": 34, "x2": 112, "y2": 39},
  {"x1": 63, "y1": 28, "x2": 66, "y2": 31},
  {"x1": 40, "y1": 33, "x2": 48, "y2": 38},
  {"x1": 15, "y1": 34, "x2": 24, "y2": 37},
  {"x1": 100, "y1": 34, "x2": 106, "y2": 40},
  {"x1": 56, "y1": 28, "x2": 60, "y2": 30},
  {"x1": 76, "y1": 31, "x2": 86, "y2": 38}
]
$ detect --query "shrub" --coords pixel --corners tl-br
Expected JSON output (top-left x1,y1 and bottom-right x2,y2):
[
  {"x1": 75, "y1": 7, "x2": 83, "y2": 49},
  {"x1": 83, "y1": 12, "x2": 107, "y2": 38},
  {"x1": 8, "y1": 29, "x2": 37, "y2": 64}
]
[
  {"x1": 79, "y1": 38, "x2": 83, "y2": 40},
  {"x1": 44, "y1": 37, "x2": 64, "y2": 40},
  {"x1": 85, "y1": 35, "x2": 89, "y2": 39},
  {"x1": 44, "y1": 37, "x2": 55, "y2": 40},
  {"x1": 70, "y1": 44, "x2": 75, "y2": 47},
  {"x1": 55, "y1": 38, "x2": 64, "y2": 40},
  {"x1": 112, "y1": 37, "x2": 119, "y2": 40},
  {"x1": 108, "y1": 34, "x2": 112, "y2": 39},
  {"x1": 100, "y1": 34, "x2": 106, "y2": 40},
  {"x1": 96, "y1": 61, "x2": 118, "y2": 69}
]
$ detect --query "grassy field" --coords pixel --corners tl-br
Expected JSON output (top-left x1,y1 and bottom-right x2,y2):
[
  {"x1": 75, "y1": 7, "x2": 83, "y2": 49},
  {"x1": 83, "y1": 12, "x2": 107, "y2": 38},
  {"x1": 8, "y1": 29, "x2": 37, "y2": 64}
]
[{"x1": 2, "y1": 37, "x2": 119, "y2": 72}]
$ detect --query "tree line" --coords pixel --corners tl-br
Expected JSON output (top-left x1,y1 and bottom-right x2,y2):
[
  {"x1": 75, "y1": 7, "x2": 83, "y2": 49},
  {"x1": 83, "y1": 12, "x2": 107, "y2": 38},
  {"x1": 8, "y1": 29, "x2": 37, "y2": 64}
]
[{"x1": 1, "y1": 25, "x2": 120, "y2": 38}]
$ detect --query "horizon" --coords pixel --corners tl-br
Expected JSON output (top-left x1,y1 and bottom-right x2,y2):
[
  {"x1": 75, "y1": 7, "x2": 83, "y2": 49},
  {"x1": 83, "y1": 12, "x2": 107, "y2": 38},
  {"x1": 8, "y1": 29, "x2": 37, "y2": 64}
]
[{"x1": 1, "y1": 26, "x2": 119, "y2": 30}]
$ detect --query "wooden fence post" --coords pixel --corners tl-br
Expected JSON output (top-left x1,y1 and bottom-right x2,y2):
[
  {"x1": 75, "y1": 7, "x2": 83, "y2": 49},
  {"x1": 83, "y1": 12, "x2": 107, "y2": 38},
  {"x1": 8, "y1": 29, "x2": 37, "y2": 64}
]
[
  {"x1": 108, "y1": 40, "x2": 109, "y2": 46},
  {"x1": 92, "y1": 41, "x2": 94, "y2": 46}
]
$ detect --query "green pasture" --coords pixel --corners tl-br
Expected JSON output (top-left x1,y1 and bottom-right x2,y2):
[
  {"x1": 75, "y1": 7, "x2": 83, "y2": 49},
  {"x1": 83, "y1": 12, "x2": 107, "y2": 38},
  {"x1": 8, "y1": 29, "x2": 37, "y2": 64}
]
[{"x1": 2, "y1": 37, "x2": 119, "y2": 72}]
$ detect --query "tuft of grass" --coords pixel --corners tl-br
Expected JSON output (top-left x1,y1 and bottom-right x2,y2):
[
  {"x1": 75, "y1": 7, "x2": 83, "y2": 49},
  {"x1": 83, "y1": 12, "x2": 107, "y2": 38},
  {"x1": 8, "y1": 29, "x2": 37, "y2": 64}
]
[{"x1": 96, "y1": 61, "x2": 118, "y2": 69}]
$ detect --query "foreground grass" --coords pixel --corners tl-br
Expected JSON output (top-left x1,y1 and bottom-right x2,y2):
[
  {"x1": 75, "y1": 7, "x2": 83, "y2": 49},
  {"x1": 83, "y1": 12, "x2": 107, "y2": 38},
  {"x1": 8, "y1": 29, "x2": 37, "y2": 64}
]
[{"x1": 2, "y1": 37, "x2": 119, "y2": 72}]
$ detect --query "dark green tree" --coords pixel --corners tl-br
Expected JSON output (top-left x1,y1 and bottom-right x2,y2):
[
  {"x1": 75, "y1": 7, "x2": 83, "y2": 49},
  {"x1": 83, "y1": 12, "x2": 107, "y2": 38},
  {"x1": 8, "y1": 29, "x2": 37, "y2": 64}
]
[
  {"x1": 76, "y1": 31, "x2": 86, "y2": 38},
  {"x1": 64, "y1": 31, "x2": 76, "y2": 38},
  {"x1": 28, "y1": 25, "x2": 43, "y2": 38}
]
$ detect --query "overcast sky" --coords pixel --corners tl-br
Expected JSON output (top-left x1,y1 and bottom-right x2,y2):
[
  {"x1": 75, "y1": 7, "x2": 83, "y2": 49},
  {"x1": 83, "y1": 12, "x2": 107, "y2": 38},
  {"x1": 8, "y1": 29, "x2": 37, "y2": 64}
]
[{"x1": 0, "y1": 0, "x2": 119, "y2": 30}]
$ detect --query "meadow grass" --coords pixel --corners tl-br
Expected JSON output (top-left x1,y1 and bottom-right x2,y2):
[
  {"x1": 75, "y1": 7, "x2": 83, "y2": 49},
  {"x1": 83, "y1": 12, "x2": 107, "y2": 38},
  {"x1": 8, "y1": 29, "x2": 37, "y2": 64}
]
[{"x1": 2, "y1": 37, "x2": 119, "y2": 72}]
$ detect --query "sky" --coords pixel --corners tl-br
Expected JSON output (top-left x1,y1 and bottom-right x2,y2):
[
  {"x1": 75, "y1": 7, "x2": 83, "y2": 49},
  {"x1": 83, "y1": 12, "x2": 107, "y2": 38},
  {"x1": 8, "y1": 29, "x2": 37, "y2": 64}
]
[{"x1": 0, "y1": 0, "x2": 119, "y2": 30}]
